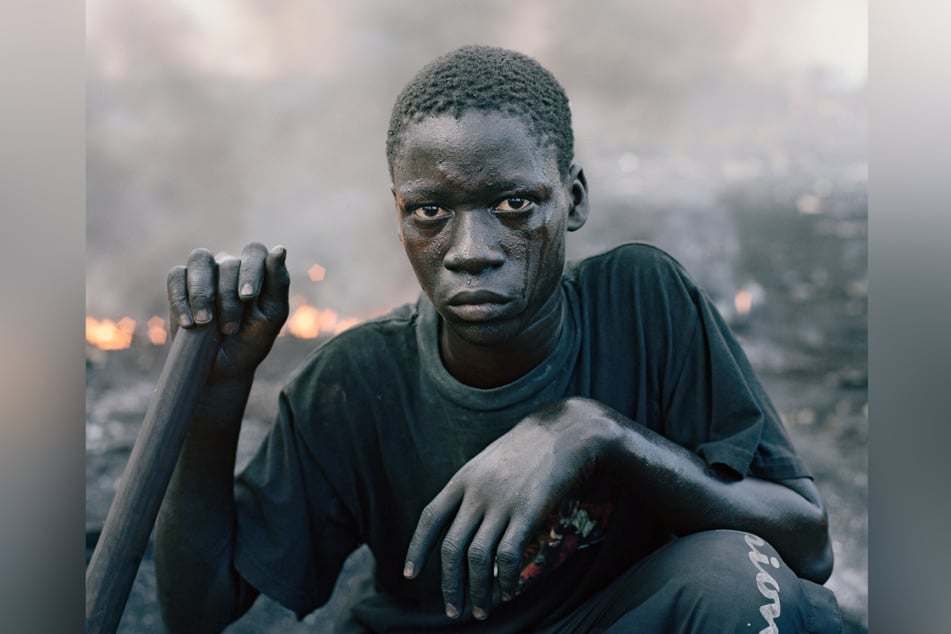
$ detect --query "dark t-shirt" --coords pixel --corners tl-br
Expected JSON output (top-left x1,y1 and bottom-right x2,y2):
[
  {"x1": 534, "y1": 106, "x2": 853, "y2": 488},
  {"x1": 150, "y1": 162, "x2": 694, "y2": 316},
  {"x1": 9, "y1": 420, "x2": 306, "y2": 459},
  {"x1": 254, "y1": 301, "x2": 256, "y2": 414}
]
[{"x1": 233, "y1": 243, "x2": 810, "y2": 632}]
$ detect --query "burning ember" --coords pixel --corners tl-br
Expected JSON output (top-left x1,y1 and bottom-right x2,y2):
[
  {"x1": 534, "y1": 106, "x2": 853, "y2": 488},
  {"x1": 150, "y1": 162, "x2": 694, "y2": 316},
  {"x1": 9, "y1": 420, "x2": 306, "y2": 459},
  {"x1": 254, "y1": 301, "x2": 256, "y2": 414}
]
[
  {"x1": 285, "y1": 264, "x2": 360, "y2": 338},
  {"x1": 86, "y1": 260, "x2": 365, "y2": 350},
  {"x1": 86, "y1": 315, "x2": 169, "y2": 350},
  {"x1": 147, "y1": 316, "x2": 168, "y2": 345},
  {"x1": 86, "y1": 307, "x2": 364, "y2": 351},
  {"x1": 285, "y1": 296, "x2": 360, "y2": 338},
  {"x1": 86, "y1": 316, "x2": 136, "y2": 350}
]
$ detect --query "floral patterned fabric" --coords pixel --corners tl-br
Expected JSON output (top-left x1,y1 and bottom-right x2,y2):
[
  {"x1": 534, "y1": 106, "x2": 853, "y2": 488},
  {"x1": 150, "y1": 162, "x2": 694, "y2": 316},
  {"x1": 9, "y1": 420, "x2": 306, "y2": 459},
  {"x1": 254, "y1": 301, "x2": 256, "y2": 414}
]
[{"x1": 518, "y1": 497, "x2": 615, "y2": 595}]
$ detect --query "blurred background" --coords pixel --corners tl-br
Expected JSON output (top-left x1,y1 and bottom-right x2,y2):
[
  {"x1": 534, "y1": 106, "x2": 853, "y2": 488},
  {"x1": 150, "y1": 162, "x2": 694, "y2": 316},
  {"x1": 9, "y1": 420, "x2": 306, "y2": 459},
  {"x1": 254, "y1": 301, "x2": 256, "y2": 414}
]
[{"x1": 85, "y1": 1, "x2": 867, "y2": 631}]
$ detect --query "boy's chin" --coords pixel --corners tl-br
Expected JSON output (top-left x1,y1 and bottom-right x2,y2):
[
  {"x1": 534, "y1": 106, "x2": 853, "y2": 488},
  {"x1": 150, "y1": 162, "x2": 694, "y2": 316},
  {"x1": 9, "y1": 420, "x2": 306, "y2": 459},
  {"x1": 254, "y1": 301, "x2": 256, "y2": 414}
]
[{"x1": 440, "y1": 316, "x2": 522, "y2": 350}]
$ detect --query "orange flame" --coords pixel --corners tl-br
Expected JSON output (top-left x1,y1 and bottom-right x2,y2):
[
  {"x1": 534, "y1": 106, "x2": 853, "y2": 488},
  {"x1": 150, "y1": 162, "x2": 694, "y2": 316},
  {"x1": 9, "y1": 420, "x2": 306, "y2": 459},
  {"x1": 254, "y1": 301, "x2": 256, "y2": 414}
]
[
  {"x1": 287, "y1": 304, "x2": 322, "y2": 338},
  {"x1": 286, "y1": 297, "x2": 363, "y2": 338},
  {"x1": 86, "y1": 316, "x2": 136, "y2": 350},
  {"x1": 147, "y1": 316, "x2": 168, "y2": 345},
  {"x1": 86, "y1": 294, "x2": 366, "y2": 351}
]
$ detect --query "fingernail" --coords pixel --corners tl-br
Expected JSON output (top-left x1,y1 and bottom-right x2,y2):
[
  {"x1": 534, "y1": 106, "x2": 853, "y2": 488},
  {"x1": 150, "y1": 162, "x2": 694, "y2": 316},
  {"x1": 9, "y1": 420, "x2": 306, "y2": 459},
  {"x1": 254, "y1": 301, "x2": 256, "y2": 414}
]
[
  {"x1": 501, "y1": 592, "x2": 513, "y2": 602},
  {"x1": 403, "y1": 562, "x2": 414, "y2": 578},
  {"x1": 274, "y1": 245, "x2": 287, "y2": 260},
  {"x1": 178, "y1": 314, "x2": 193, "y2": 328},
  {"x1": 194, "y1": 309, "x2": 211, "y2": 324},
  {"x1": 240, "y1": 283, "x2": 254, "y2": 297},
  {"x1": 473, "y1": 607, "x2": 487, "y2": 620},
  {"x1": 445, "y1": 603, "x2": 458, "y2": 619},
  {"x1": 223, "y1": 322, "x2": 239, "y2": 335}
]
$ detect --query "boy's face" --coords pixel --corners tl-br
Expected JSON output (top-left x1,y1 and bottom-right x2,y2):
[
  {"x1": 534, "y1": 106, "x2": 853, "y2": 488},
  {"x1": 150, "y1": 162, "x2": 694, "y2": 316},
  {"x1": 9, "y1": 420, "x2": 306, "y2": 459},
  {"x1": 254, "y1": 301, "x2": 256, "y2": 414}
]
[{"x1": 391, "y1": 110, "x2": 587, "y2": 348}]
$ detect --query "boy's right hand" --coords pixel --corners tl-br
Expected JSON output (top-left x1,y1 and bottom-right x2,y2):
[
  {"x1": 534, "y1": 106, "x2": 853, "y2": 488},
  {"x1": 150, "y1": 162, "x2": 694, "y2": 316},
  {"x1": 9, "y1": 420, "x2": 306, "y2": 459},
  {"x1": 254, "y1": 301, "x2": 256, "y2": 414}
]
[{"x1": 166, "y1": 242, "x2": 290, "y2": 384}]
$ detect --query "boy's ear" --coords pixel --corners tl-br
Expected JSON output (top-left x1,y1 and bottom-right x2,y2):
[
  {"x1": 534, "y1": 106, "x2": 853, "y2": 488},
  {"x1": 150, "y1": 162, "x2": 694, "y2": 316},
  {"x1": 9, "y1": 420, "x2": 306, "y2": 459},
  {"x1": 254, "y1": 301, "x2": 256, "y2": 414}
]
[
  {"x1": 566, "y1": 164, "x2": 589, "y2": 232},
  {"x1": 390, "y1": 184, "x2": 406, "y2": 242}
]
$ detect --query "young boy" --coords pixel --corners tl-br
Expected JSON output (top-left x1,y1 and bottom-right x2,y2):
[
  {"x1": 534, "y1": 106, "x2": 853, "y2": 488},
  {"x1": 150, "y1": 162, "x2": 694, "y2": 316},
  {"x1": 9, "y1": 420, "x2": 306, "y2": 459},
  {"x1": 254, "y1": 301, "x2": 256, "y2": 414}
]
[{"x1": 156, "y1": 45, "x2": 842, "y2": 633}]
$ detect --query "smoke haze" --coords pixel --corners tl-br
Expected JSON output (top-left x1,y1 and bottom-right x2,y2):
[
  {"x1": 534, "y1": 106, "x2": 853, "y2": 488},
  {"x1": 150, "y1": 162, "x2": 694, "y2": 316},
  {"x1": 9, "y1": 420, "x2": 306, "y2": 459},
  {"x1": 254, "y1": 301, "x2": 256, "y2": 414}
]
[{"x1": 86, "y1": 0, "x2": 867, "y2": 326}]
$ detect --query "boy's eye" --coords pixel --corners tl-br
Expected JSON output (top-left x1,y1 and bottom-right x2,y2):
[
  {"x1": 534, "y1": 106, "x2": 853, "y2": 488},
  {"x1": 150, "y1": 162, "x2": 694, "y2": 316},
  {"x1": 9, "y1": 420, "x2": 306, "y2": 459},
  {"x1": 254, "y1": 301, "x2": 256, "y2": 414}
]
[
  {"x1": 494, "y1": 197, "x2": 534, "y2": 213},
  {"x1": 412, "y1": 205, "x2": 451, "y2": 220}
]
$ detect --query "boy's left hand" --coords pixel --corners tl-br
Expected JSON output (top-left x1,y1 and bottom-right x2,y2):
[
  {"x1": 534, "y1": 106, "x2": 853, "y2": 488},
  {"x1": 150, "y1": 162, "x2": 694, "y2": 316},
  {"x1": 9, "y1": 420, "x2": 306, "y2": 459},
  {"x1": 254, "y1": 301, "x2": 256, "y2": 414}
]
[{"x1": 403, "y1": 397, "x2": 618, "y2": 621}]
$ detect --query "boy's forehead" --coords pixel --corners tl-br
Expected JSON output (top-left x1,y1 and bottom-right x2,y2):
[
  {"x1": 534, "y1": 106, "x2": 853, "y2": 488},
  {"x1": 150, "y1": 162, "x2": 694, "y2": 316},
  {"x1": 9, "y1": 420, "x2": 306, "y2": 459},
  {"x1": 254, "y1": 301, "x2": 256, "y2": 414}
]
[{"x1": 391, "y1": 110, "x2": 558, "y2": 177}]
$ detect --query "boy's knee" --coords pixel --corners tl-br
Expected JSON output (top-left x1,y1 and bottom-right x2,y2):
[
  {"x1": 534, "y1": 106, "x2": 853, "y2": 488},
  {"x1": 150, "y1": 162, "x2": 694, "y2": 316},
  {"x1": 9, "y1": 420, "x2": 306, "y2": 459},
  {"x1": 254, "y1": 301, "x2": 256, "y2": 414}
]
[
  {"x1": 671, "y1": 531, "x2": 788, "y2": 624},
  {"x1": 607, "y1": 530, "x2": 840, "y2": 633}
]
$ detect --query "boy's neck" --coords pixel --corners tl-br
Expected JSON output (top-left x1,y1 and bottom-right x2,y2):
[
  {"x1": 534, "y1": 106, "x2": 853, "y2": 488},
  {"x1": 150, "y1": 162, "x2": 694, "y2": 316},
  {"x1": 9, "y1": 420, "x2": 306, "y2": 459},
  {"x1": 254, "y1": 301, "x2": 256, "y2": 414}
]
[{"x1": 439, "y1": 292, "x2": 565, "y2": 389}]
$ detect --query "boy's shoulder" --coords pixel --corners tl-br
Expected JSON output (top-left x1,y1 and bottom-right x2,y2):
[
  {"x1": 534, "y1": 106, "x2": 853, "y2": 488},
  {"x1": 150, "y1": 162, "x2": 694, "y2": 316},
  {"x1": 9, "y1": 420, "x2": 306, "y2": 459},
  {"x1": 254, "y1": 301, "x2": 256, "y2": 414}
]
[
  {"x1": 569, "y1": 241, "x2": 692, "y2": 284},
  {"x1": 283, "y1": 301, "x2": 419, "y2": 396}
]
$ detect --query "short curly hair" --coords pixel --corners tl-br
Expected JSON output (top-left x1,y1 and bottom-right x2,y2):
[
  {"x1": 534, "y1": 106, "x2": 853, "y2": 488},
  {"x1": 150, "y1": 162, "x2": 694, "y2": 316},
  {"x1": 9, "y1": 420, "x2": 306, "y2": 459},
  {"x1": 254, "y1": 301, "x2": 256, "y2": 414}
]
[{"x1": 386, "y1": 46, "x2": 574, "y2": 178}]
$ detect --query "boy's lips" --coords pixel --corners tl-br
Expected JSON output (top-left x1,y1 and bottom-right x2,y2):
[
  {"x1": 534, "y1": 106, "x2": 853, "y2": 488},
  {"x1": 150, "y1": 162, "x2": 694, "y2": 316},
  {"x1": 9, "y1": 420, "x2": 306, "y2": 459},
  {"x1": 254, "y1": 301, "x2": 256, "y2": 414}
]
[
  {"x1": 448, "y1": 289, "x2": 511, "y2": 306},
  {"x1": 445, "y1": 289, "x2": 513, "y2": 321}
]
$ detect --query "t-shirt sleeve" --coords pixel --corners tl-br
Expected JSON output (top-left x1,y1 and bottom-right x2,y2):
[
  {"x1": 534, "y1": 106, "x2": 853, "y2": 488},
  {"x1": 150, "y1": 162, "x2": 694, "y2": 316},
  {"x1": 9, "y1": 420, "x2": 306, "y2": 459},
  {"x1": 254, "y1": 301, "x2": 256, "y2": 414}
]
[
  {"x1": 233, "y1": 388, "x2": 362, "y2": 619},
  {"x1": 659, "y1": 262, "x2": 811, "y2": 481}
]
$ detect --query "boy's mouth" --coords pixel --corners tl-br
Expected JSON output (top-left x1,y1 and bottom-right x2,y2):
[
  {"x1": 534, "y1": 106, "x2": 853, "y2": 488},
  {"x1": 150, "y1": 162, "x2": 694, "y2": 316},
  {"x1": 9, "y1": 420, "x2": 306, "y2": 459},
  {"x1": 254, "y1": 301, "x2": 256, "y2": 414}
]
[{"x1": 446, "y1": 289, "x2": 513, "y2": 321}]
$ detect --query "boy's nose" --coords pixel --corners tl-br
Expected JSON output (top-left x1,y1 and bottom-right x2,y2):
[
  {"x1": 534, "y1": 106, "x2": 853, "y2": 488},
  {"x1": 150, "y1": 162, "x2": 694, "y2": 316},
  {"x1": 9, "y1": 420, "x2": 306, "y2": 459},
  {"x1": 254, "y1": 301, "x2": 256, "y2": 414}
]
[{"x1": 443, "y1": 211, "x2": 505, "y2": 274}]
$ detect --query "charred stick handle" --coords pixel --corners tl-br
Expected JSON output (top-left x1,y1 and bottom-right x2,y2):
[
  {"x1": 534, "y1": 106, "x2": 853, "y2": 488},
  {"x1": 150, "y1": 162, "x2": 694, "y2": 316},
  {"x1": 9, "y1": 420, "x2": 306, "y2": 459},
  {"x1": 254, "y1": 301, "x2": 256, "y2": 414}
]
[{"x1": 85, "y1": 325, "x2": 220, "y2": 634}]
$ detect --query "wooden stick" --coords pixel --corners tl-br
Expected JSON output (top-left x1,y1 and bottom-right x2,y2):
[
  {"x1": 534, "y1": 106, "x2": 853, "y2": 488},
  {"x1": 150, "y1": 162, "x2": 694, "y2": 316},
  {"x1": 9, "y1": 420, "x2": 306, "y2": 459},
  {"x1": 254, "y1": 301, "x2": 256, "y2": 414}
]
[{"x1": 86, "y1": 325, "x2": 220, "y2": 634}]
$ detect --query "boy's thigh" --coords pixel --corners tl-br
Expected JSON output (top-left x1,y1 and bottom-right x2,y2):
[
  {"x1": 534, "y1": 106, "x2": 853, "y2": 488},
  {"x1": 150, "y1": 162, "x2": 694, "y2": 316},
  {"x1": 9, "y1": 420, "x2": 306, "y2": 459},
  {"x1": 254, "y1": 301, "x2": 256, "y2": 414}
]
[{"x1": 543, "y1": 530, "x2": 841, "y2": 634}]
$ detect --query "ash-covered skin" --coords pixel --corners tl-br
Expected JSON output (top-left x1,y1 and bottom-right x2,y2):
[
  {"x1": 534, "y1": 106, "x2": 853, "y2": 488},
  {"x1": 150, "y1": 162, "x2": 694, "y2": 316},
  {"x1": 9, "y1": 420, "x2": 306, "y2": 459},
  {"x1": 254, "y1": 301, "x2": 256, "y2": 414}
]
[
  {"x1": 156, "y1": 51, "x2": 834, "y2": 631},
  {"x1": 391, "y1": 111, "x2": 588, "y2": 389}
]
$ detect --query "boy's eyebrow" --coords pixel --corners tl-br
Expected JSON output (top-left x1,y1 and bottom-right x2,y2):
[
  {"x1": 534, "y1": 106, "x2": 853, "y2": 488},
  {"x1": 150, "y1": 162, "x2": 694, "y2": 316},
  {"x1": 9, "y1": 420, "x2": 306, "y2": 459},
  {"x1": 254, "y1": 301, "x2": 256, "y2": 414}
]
[
  {"x1": 395, "y1": 179, "x2": 552, "y2": 200},
  {"x1": 394, "y1": 184, "x2": 447, "y2": 199}
]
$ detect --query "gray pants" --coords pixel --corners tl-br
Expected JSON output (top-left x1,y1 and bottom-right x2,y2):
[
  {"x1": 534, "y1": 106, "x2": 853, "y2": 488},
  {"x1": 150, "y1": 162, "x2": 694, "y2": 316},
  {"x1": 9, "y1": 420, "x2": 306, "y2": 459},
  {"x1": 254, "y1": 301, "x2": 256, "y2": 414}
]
[{"x1": 542, "y1": 530, "x2": 842, "y2": 633}]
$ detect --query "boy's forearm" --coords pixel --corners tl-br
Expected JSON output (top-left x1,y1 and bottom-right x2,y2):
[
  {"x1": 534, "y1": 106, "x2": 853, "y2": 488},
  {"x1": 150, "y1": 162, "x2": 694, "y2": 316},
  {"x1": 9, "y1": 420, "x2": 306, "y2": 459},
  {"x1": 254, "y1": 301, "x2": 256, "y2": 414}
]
[
  {"x1": 155, "y1": 377, "x2": 259, "y2": 632},
  {"x1": 589, "y1": 399, "x2": 833, "y2": 582}
]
